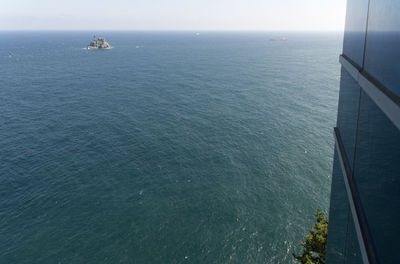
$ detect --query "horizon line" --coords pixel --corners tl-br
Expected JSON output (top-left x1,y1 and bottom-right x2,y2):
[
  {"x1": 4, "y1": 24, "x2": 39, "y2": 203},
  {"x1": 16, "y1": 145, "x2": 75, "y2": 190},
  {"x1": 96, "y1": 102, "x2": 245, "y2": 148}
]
[{"x1": 0, "y1": 29, "x2": 345, "y2": 32}]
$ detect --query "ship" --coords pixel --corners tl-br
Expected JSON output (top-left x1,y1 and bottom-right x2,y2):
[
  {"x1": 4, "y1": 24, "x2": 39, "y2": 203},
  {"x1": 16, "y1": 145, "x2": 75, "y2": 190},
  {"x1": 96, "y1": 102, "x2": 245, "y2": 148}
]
[
  {"x1": 269, "y1": 37, "x2": 287, "y2": 42},
  {"x1": 87, "y1": 36, "x2": 112, "y2": 49}
]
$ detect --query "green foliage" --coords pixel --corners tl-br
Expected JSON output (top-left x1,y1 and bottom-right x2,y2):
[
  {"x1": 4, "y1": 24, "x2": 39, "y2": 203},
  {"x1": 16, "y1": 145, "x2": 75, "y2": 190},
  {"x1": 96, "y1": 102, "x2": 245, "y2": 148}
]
[{"x1": 293, "y1": 209, "x2": 328, "y2": 264}]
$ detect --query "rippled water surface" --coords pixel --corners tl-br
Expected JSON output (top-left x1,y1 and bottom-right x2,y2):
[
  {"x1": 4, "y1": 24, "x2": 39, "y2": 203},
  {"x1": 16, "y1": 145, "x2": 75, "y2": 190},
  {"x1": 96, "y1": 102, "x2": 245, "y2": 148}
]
[{"x1": 0, "y1": 31, "x2": 342, "y2": 263}]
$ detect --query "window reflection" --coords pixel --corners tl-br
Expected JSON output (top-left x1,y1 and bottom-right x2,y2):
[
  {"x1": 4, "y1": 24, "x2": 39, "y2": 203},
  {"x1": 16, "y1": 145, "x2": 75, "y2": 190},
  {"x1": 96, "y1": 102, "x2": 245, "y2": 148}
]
[
  {"x1": 342, "y1": 0, "x2": 369, "y2": 67},
  {"x1": 336, "y1": 67, "x2": 360, "y2": 170},
  {"x1": 353, "y1": 91, "x2": 400, "y2": 263},
  {"x1": 364, "y1": 0, "x2": 400, "y2": 97}
]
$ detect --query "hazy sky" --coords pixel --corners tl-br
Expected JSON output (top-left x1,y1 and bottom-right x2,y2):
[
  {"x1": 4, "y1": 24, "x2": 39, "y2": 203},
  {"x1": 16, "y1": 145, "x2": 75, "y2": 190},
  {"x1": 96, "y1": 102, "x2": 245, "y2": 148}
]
[{"x1": 1, "y1": 0, "x2": 346, "y2": 31}]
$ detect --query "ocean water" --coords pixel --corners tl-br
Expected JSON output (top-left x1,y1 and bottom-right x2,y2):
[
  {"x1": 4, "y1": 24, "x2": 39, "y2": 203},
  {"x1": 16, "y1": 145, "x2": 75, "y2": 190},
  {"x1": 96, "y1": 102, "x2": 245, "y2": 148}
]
[{"x1": 0, "y1": 31, "x2": 342, "y2": 263}]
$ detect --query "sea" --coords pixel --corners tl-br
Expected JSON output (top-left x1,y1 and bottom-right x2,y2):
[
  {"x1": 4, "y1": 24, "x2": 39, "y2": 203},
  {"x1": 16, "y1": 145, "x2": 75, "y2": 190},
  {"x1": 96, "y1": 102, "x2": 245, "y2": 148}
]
[{"x1": 0, "y1": 31, "x2": 342, "y2": 263}]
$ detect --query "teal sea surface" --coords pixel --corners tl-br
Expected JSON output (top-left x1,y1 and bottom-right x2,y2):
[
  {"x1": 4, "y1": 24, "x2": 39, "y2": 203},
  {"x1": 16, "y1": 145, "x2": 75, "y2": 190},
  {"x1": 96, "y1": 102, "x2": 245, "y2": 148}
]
[{"x1": 0, "y1": 32, "x2": 342, "y2": 263}]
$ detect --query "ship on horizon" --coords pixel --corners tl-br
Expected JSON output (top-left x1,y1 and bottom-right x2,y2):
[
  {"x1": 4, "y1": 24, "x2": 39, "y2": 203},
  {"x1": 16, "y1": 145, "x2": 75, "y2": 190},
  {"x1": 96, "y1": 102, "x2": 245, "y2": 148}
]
[{"x1": 269, "y1": 37, "x2": 287, "y2": 42}]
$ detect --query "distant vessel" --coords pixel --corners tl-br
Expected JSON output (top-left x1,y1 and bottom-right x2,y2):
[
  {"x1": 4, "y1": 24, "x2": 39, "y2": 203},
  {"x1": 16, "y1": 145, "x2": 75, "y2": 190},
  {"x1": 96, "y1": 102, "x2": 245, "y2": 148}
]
[
  {"x1": 269, "y1": 37, "x2": 287, "y2": 42},
  {"x1": 87, "y1": 36, "x2": 112, "y2": 49}
]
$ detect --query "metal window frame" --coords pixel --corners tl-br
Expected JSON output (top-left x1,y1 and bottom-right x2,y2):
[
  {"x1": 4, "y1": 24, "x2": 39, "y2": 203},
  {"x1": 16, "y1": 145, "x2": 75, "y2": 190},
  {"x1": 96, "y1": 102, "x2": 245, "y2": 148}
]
[
  {"x1": 340, "y1": 55, "x2": 400, "y2": 131},
  {"x1": 335, "y1": 54, "x2": 397, "y2": 264},
  {"x1": 334, "y1": 128, "x2": 377, "y2": 264}
]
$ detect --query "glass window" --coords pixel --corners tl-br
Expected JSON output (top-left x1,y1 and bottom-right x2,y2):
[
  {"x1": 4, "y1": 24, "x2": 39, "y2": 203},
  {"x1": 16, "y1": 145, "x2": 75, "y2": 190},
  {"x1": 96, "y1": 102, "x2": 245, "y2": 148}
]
[
  {"x1": 342, "y1": 0, "x2": 369, "y2": 67},
  {"x1": 364, "y1": 0, "x2": 400, "y2": 97},
  {"x1": 344, "y1": 215, "x2": 363, "y2": 264},
  {"x1": 326, "y1": 149, "x2": 350, "y2": 264},
  {"x1": 336, "y1": 67, "x2": 361, "y2": 170},
  {"x1": 353, "y1": 91, "x2": 400, "y2": 263}
]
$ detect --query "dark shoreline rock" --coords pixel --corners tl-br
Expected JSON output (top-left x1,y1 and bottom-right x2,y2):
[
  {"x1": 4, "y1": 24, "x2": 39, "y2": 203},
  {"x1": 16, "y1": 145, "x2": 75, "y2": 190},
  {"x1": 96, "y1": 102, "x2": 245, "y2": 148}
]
[{"x1": 88, "y1": 36, "x2": 112, "y2": 49}]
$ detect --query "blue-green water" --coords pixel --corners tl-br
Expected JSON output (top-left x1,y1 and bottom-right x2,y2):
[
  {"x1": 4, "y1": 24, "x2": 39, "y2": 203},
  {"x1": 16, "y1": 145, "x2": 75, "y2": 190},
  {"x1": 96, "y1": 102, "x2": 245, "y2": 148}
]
[{"x1": 0, "y1": 32, "x2": 342, "y2": 263}]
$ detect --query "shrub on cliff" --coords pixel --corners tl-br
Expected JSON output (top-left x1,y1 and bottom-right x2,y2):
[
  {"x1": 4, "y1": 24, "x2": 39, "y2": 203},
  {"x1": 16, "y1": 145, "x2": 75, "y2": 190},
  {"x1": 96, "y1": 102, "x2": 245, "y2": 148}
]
[{"x1": 293, "y1": 209, "x2": 328, "y2": 264}]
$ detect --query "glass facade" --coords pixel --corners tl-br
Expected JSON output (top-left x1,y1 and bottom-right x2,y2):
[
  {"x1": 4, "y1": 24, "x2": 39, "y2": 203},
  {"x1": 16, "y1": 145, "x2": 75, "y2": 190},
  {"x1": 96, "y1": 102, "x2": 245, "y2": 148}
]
[
  {"x1": 325, "y1": 150, "x2": 350, "y2": 264},
  {"x1": 342, "y1": 0, "x2": 369, "y2": 67},
  {"x1": 327, "y1": 0, "x2": 400, "y2": 263},
  {"x1": 336, "y1": 67, "x2": 360, "y2": 170},
  {"x1": 364, "y1": 0, "x2": 400, "y2": 97},
  {"x1": 343, "y1": 215, "x2": 363, "y2": 264},
  {"x1": 353, "y1": 91, "x2": 400, "y2": 263}
]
